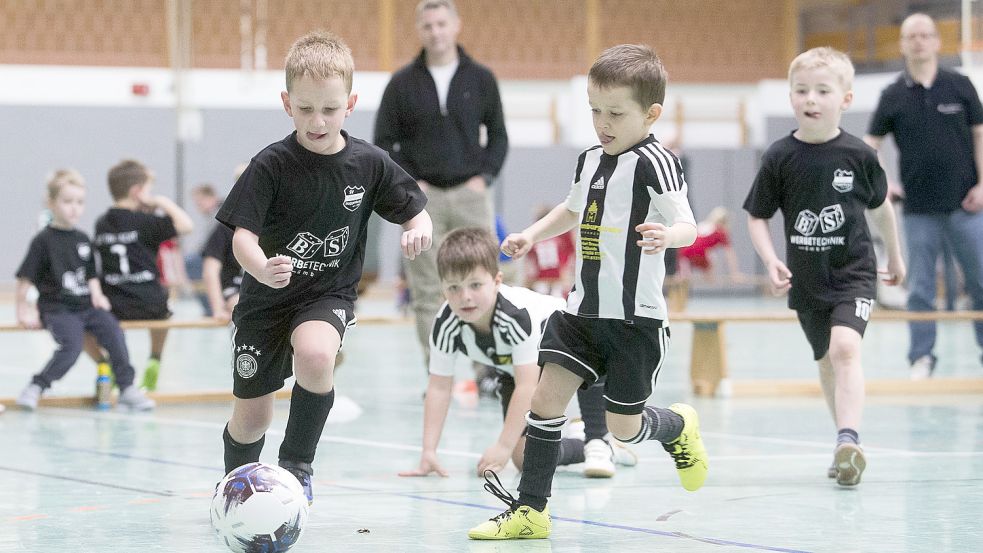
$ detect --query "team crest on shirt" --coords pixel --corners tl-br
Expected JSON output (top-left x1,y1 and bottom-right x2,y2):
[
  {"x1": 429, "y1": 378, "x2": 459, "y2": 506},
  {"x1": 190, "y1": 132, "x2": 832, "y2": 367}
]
[
  {"x1": 77, "y1": 243, "x2": 91, "y2": 260},
  {"x1": 235, "y1": 344, "x2": 261, "y2": 379},
  {"x1": 831, "y1": 169, "x2": 854, "y2": 193},
  {"x1": 343, "y1": 185, "x2": 365, "y2": 211}
]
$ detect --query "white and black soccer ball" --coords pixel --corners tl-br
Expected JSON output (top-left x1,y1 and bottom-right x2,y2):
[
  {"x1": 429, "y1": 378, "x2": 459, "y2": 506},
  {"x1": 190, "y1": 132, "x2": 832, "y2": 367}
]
[{"x1": 210, "y1": 462, "x2": 310, "y2": 553}]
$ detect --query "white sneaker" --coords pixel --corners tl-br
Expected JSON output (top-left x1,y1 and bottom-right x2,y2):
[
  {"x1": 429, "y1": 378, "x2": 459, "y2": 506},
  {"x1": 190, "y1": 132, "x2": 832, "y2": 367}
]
[
  {"x1": 609, "y1": 438, "x2": 638, "y2": 467},
  {"x1": 16, "y1": 384, "x2": 43, "y2": 410},
  {"x1": 583, "y1": 438, "x2": 616, "y2": 478},
  {"x1": 909, "y1": 355, "x2": 935, "y2": 380},
  {"x1": 564, "y1": 418, "x2": 585, "y2": 441},
  {"x1": 117, "y1": 386, "x2": 155, "y2": 411}
]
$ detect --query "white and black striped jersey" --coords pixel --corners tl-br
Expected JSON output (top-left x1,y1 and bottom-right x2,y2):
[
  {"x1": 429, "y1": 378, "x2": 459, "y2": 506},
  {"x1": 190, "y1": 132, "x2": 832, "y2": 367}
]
[
  {"x1": 564, "y1": 135, "x2": 695, "y2": 323},
  {"x1": 429, "y1": 284, "x2": 565, "y2": 377}
]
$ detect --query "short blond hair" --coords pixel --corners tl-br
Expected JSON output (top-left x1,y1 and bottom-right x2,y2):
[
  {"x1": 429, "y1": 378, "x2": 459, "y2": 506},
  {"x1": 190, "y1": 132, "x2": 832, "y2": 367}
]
[
  {"x1": 589, "y1": 44, "x2": 667, "y2": 109},
  {"x1": 788, "y1": 47, "x2": 855, "y2": 90},
  {"x1": 46, "y1": 168, "x2": 85, "y2": 200},
  {"x1": 284, "y1": 30, "x2": 354, "y2": 92}
]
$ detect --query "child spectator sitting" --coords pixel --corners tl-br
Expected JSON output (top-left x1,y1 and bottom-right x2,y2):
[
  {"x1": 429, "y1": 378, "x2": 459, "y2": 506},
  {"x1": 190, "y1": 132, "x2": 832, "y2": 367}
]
[{"x1": 15, "y1": 169, "x2": 154, "y2": 411}]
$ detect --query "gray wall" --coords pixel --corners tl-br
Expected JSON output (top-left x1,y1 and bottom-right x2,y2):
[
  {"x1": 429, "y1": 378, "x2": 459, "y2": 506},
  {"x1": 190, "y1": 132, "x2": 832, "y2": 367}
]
[{"x1": 1, "y1": 103, "x2": 895, "y2": 285}]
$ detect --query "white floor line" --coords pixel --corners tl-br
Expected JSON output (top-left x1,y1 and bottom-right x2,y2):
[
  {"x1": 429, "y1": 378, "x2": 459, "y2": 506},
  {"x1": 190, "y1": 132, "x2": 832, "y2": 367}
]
[
  {"x1": 40, "y1": 405, "x2": 482, "y2": 459},
  {"x1": 33, "y1": 408, "x2": 983, "y2": 461},
  {"x1": 700, "y1": 430, "x2": 927, "y2": 454}
]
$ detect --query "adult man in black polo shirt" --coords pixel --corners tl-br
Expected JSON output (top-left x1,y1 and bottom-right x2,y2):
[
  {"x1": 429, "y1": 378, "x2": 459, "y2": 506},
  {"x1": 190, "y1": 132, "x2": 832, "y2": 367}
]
[
  {"x1": 374, "y1": 0, "x2": 508, "y2": 370},
  {"x1": 865, "y1": 12, "x2": 983, "y2": 379}
]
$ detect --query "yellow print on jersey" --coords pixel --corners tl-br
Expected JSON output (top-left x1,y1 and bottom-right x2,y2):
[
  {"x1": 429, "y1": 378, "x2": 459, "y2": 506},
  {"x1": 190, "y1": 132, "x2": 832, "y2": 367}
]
[{"x1": 578, "y1": 224, "x2": 622, "y2": 262}]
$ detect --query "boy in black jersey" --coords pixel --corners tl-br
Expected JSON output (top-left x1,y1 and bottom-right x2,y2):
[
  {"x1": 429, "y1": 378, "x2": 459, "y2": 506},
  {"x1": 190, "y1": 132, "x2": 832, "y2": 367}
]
[
  {"x1": 15, "y1": 169, "x2": 154, "y2": 411},
  {"x1": 93, "y1": 159, "x2": 194, "y2": 391},
  {"x1": 469, "y1": 45, "x2": 708, "y2": 541},
  {"x1": 744, "y1": 47, "x2": 906, "y2": 487},
  {"x1": 202, "y1": 223, "x2": 242, "y2": 323},
  {"x1": 215, "y1": 30, "x2": 432, "y2": 504},
  {"x1": 201, "y1": 170, "x2": 243, "y2": 323}
]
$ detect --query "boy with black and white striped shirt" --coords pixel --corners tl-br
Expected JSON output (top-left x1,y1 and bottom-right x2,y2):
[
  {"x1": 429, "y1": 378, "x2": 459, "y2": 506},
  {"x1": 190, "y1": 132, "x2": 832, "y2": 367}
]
[{"x1": 469, "y1": 44, "x2": 709, "y2": 541}]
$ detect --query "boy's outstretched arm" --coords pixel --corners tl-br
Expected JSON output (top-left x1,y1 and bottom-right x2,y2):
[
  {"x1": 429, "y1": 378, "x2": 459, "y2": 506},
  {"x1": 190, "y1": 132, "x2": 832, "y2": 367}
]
[
  {"x1": 476, "y1": 362, "x2": 538, "y2": 476},
  {"x1": 747, "y1": 215, "x2": 792, "y2": 295},
  {"x1": 231, "y1": 227, "x2": 293, "y2": 289},
  {"x1": 400, "y1": 210, "x2": 433, "y2": 260},
  {"x1": 15, "y1": 278, "x2": 41, "y2": 329},
  {"x1": 399, "y1": 373, "x2": 453, "y2": 477},
  {"x1": 867, "y1": 201, "x2": 907, "y2": 286},
  {"x1": 148, "y1": 195, "x2": 194, "y2": 235},
  {"x1": 501, "y1": 202, "x2": 579, "y2": 259}
]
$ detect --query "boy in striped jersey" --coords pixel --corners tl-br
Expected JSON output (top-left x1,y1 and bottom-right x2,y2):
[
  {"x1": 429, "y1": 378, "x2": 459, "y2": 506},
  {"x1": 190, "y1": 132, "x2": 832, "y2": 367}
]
[
  {"x1": 400, "y1": 227, "x2": 636, "y2": 480},
  {"x1": 469, "y1": 44, "x2": 708, "y2": 540}
]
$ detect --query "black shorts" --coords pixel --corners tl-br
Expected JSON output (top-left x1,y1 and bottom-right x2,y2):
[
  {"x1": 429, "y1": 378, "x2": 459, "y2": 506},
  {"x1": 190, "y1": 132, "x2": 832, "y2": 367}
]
[
  {"x1": 231, "y1": 296, "x2": 356, "y2": 399},
  {"x1": 538, "y1": 311, "x2": 669, "y2": 415},
  {"x1": 796, "y1": 299, "x2": 873, "y2": 360}
]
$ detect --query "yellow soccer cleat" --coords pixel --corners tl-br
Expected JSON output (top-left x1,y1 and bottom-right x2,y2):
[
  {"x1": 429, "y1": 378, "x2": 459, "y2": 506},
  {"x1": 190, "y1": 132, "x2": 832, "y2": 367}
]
[
  {"x1": 663, "y1": 403, "x2": 709, "y2": 491},
  {"x1": 468, "y1": 470, "x2": 551, "y2": 540},
  {"x1": 468, "y1": 504, "x2": 551, "y2": 540}
]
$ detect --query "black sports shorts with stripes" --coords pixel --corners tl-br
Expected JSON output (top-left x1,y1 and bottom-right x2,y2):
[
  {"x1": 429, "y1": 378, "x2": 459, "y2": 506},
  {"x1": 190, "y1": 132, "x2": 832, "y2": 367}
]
[
  {"x1": 230, "y1": 296, "x2": 355, "y2": 399},
  {"x1": 538, "y1": 311, "x2": 669, "y2": 415},
  {"x1": 796, "y1": 299, "x2": 872, "y2": 361}
]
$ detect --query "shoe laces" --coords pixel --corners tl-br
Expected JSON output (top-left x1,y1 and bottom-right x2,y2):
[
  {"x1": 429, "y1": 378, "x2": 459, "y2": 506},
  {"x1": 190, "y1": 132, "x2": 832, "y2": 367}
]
[
  {"x1": 481, "y1": 469, "x2": 519, "y2": 520},
  {"x1": 663, "y1": 439, "x2": 694, "y2": 469}
]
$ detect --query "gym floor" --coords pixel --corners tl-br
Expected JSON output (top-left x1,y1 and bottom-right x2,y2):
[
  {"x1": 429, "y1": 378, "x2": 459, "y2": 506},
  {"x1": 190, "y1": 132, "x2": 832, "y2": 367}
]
[{"x1": 1, "y1": 293, "x2": 981, "y2": 552}]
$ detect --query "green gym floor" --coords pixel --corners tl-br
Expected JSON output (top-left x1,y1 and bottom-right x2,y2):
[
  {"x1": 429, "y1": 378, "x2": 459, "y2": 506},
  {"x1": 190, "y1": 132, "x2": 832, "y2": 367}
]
[{"x1": 1, "y1": 292, "x2": 981, "y2": 552}]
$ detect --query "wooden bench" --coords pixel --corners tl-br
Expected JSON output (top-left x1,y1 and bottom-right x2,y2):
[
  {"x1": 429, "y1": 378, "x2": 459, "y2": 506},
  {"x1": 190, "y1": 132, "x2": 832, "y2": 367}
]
[
  {"x1": 672, "y1": 310, "x2": 983, "y2": 397},
  {"x1": 0, "y1": 315, "x2": 412, "y2": 408}
]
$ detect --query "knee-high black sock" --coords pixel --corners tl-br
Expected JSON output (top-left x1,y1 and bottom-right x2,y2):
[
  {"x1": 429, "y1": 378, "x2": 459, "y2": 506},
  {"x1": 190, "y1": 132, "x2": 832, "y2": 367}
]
[
  {"x1": 223, "y1": 424, "x2": 265, "y2": 474},
  {"x1": 278, "y1": 385, "x2": 335, "y2": 465},
  {"x1": 516, "y1": 412, "x2": 565, "y2": 512},
  {"x1": 557, "y1": 437, "x2": 585, "y2": 465},
  {"x1": 624, "y1": 406, "x2": 684, "y2": 444},
  {"x1": 577, "y1": 380, "x2": 608, "y2": 441}
]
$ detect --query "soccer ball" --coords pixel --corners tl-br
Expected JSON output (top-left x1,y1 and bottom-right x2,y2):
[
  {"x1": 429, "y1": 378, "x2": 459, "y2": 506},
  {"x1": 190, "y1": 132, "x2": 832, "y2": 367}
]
[{"x1": 210, "y1": 462, "x2": 310, "y2": 553}]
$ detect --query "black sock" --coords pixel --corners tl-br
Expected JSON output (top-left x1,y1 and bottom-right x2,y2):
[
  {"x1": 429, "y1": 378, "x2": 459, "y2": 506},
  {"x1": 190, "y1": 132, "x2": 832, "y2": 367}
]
[
  {"x1": 278, "y1": 385, "x2": 335, "y2": 465},
  {"x1": 837, "y1": 428, "x2": 860, "y2": 445},
  {"x1": 557, "y1": 437, "x2": 585, "y2": 465},
  {"x1": 516, "y1": 412, "x2": 564, "y2": 512},
  {"x1": 626, "y1": 406, "x2": 684, "y2": 444},
  {"x1": 223, "y1": 424, "x2": 265, "y2": 474},
  {"x1": 577, "y1": 380, "x2": 609, "y2": 442}
]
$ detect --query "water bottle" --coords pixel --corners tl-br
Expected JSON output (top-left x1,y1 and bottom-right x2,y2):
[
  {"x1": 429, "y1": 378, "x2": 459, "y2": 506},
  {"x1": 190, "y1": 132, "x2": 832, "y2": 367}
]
[{"x1": 96, "y1": 363, "x2": 112, "y2": 410}]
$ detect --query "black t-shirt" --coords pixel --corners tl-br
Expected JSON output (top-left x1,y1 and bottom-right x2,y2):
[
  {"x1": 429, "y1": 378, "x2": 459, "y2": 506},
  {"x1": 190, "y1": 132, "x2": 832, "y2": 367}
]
[
  {"x1": 216, "y1": 130, "x2": 426, "y2": 328},
  {"x1": 94, "y1": 208, "x2": 177, "y2": 308},
  {"x1": 201, "y1": 224, "x2": 242, "y2": 295},
  {"x1": 743, "y1": 131, "x2": 887, "y2": 310},
  {"x1": 868, "y1": 68, "x2": 983, "y2": 214},
  {"x1": 16, "y1": 226, "x2": 97, "y2": 312}
]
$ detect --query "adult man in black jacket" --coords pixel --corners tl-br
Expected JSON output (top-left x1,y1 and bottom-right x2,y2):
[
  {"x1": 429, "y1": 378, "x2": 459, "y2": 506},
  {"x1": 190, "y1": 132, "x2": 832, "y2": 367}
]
[{"x1": 375, "y1": 0, "x2": 508, "y2": 368}]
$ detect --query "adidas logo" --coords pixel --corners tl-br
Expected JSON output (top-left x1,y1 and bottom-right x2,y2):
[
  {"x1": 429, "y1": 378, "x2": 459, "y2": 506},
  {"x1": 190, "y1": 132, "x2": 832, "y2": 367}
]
[{"x1": 591, "y1": 177, "x2": 605, "y2": 189}]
